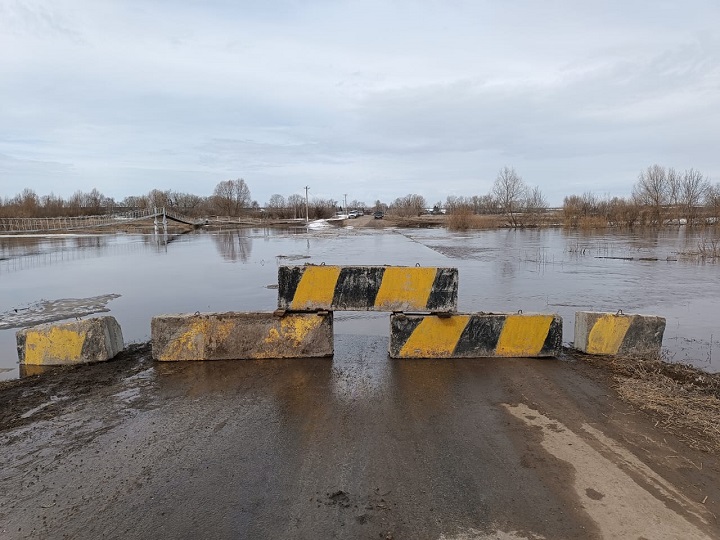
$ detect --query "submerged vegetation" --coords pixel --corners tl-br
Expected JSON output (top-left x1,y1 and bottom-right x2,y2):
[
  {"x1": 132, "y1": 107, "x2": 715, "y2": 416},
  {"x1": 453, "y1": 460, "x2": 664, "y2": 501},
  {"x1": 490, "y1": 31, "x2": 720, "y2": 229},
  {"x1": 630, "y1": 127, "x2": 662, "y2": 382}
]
[{"x1": 677, "y1": 237, "x2": 720, "y2": 261}]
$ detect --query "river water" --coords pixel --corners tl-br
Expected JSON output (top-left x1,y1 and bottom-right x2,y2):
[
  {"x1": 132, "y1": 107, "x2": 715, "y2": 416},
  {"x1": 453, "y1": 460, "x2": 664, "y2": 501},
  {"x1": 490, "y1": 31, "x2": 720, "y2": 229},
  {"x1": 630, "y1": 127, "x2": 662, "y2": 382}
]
[{"x1": 1, "y1": 226, "x2": 718, "y2": 379}]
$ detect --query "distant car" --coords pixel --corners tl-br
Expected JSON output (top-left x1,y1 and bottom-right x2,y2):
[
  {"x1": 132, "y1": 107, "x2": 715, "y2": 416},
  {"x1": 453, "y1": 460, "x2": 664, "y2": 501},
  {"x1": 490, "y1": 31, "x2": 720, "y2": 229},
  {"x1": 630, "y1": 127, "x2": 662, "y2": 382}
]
[
  {"x1": 348, "y1": 210, "x2": 360, "y2": 218},
  {"x1": 373, "y1": 211, "x2": 384, "y2": 219}
]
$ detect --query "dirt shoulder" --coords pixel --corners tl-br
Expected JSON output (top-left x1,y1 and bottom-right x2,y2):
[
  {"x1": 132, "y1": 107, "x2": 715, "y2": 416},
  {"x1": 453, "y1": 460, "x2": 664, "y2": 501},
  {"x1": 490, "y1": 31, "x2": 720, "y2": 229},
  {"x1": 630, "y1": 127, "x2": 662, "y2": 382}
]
[{"x1": 573, "y1": 350, "x2": 720, "y2": 452}]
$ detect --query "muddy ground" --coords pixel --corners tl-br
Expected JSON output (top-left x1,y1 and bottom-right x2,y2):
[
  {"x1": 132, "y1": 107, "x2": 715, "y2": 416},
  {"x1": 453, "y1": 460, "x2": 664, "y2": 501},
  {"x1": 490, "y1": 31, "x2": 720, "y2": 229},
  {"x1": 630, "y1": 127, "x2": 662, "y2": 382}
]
[{"x1": 2, "y1": 336, "x2": 719, "y2": 540}]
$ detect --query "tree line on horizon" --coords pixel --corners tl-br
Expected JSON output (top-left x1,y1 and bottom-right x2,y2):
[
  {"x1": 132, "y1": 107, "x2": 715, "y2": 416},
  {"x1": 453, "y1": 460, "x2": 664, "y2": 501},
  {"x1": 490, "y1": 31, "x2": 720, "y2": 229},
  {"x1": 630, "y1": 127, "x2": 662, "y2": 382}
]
[{"x1": 1, "y1": 165, "x2": 719, "y2": 227}]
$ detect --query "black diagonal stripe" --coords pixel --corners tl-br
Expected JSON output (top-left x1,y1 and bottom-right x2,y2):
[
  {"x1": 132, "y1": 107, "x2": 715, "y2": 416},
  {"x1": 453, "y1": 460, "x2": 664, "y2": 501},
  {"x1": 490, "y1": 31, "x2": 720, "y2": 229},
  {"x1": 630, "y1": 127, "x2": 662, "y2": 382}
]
[
  {"x1": 389, "y1": 314, "x2": 424, "y2": 357},
  {"x1": 426, "y1": 268, "x2": 459, "y2": 311},
  {"x1": 540, "y1": 316, "x2": 563, "y2": 356},
  {"x1": 617, "y1": 316, "x2": 666, "y2": 356},
  {"x1": 15, "y1": 332, "x2": 27, "y2": 362},
  {"x1": 453, "y1": 314, "x2": 505, "y2": 357},
  {"x1": 277, "y1": 266, "x2": 304, "y2": 309},
  {"x1": 80, "y1": 323, "x2": 96, "y2": 359},
  {"x1": 332, "y1": 267, "x2": 385, "y2": 309}
]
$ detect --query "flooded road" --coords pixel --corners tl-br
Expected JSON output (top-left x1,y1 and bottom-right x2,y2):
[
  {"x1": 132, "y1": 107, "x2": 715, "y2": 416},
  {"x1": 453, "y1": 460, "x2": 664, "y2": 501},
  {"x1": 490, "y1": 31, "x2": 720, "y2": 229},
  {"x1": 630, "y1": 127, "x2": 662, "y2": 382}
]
[
  {"x1": 2, "y1": 225, "x2": 720, "y2": 539},
  {"x1": 1, "y1": 225, "x2": 719, "y2": 378}
]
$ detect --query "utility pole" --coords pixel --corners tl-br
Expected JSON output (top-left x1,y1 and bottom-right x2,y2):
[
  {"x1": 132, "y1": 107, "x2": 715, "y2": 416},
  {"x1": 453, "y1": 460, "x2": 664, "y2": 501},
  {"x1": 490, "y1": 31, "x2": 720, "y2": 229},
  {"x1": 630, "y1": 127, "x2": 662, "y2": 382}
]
[
  {"x1": 343, "y1": 194, "x2": 347, "y2": 214},
  {"x1": 304, "y1": 186, "x2": 310, "y2": 223}
]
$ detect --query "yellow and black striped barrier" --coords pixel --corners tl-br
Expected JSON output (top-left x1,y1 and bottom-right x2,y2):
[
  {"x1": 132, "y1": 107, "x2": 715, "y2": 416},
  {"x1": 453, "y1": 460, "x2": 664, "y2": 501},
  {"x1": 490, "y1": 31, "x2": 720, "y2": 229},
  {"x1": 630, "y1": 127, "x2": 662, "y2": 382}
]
[
  {"x1": 278, "y1": 265, "x2": 458, "y2": 312},
  {"x1": 574, "y1": 311, "x2": 666, "y2": 356},
  {"x1": 389, "y1": 312, "x2": 562, "y2": 359},
  {"x1": 151, "y1": 311, "x2": 334, "y2": 361}
]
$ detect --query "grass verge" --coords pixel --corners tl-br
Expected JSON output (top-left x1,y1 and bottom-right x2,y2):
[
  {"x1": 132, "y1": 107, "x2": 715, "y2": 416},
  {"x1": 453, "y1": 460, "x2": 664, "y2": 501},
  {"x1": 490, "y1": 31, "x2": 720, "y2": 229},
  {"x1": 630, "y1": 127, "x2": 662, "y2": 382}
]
[{"x1": 578, "y1": 352, "x2": 720, "y2": 452}]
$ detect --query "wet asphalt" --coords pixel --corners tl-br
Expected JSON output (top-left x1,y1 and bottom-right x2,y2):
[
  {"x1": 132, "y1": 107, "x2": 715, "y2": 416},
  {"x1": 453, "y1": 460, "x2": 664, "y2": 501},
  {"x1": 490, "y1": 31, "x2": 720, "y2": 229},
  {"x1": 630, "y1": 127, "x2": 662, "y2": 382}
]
[{"x1": 1, "y1": 334, "x2": 719, "y2": 539}]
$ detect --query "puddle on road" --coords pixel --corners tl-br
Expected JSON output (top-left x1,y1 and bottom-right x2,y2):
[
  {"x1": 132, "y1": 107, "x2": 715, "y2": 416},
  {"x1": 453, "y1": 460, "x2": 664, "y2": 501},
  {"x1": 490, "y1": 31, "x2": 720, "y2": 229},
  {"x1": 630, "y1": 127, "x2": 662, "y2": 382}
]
[{"x1": 1, "y1": 226, "x2": 719, "y2": 379}]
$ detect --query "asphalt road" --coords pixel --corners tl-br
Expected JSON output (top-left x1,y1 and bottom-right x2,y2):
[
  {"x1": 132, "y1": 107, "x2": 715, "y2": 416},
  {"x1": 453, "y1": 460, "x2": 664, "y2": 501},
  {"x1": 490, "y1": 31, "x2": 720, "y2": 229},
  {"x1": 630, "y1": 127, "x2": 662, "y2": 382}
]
[{"x1": 1, "y1": 335, "x2": 719, "y2": 539}]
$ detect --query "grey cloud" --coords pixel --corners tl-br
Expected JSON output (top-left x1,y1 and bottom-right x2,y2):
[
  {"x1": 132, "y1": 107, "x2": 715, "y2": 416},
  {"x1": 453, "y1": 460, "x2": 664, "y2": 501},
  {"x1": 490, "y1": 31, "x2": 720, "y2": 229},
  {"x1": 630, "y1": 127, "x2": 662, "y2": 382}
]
[{"x1": 1, "y1": 1, "x2": 719, "y2": 206}]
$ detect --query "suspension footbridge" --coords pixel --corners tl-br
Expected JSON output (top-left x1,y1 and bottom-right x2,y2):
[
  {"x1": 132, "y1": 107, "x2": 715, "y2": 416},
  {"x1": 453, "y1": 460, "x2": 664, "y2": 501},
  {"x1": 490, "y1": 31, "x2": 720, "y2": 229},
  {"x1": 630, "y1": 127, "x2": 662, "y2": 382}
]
[{"x1": 0, "y1": 208, "x2": 205, "y2": 234}]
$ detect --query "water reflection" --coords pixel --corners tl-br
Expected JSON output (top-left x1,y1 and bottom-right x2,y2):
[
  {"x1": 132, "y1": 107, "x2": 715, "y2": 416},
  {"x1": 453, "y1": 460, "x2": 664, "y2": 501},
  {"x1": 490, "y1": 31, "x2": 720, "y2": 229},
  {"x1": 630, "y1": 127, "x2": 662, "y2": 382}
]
[
  {"x1": 212, "y1": 229, "x2": 253, "y2": 262},
  {"x1": 0, "y1": 234, "x2": 182, "y2": 274},
  {"x1": 2, "y1": 226, "x2": 720, "y2": 379}
]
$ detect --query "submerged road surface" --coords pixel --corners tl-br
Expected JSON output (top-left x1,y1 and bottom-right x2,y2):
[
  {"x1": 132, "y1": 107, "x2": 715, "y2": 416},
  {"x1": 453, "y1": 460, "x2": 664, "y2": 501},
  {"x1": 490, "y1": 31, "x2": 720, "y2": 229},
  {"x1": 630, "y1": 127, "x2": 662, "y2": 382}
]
[{"x1": 1, "y1": 335, "x2": 719, "y2": 539}]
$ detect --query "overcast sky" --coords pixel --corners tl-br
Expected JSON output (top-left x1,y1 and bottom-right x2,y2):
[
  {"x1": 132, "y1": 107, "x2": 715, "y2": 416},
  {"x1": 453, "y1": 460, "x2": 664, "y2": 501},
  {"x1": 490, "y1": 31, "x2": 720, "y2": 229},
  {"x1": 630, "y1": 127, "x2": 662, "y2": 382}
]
[{"x1": 1, "y1": 0, "x2": 719, "y2": 206}]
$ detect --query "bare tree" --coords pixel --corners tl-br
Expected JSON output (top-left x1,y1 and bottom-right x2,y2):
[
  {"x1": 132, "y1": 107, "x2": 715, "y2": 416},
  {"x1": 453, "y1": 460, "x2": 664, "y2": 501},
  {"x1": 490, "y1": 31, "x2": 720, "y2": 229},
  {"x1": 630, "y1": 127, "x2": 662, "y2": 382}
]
[
  {"x1": 348, "y1": 200, "x2": 366, "y2": 212},
  {"x1": 632, "y1": 165, "x2": 668, "y2": 225},
  {"x1": 390, "y1": 194, "x2": 426, "y2": 217},
  {"x1": 16, "y1": 188, "x2": 39, "y2": 217},
  {"x1": 287, "y1": 194, "x2": 304, "y2": 219},
  {"x1": 121, "y1": 195, "x2": 148, "y2": 209},
  {"x1": 445, "y1": 195, "x2": 473, "y2": 214},
  {"x1": 266, "y1": 194, "x2": 287, "y2": 218},
  {"x1": 475, "y1": 194, "x2": 498, "y2": 214},
  {"x1": 706, "y1": 183, "x2": 720, "y2": 221},
  {"x1": 492, "y1": 166, "x2": 528, "y2": 227},
  {"x1": 524, "y1": 186, "x2": 547, "y2": 219},
  {"x1": 147, "y1": 189, "x2": 171, "y2": 211},
  {"x1": 667, "y1": 167, "x2": 681, "y2": 225},
  {"x1": 212, "y1": 178, "x2": 251, "y2": 217},
  {"x1": 680, "y1": 168, "x2": 709, "y2": 225},
  {"x1": 169, "y1": 192, "x2": 205, "y2": 216},
  {"x1": 308, "y1": 197, "x2": 335, "y2": 219}
]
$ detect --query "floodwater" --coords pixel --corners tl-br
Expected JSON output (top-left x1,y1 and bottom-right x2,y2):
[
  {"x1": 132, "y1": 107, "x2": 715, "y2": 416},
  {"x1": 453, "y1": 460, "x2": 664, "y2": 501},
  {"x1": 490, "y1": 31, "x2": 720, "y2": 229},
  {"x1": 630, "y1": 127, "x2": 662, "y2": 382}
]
[{"x1": 1, "y1": 225, "x2": 719, "y2": 379}]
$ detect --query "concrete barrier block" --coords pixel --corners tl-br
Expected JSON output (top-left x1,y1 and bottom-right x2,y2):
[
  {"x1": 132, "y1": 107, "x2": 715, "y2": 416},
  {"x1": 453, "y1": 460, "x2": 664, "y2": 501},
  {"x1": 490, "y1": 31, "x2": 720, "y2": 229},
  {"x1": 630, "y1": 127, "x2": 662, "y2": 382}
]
[
  {"x1": 574, "y1": 311, "x2": 666, "y2": 356},
  {"x1": 151, "y1": 311, "x2": 334, "y2": 361},
  {"x1": 16, "y1": 316, "x2": 124, "y2": 366},
  {"x1": 278, "y1": 265, "x2": 458, "y2": 312},
  {"x1": 389, "y1": 313, "x2": 562, "y2": 359}
]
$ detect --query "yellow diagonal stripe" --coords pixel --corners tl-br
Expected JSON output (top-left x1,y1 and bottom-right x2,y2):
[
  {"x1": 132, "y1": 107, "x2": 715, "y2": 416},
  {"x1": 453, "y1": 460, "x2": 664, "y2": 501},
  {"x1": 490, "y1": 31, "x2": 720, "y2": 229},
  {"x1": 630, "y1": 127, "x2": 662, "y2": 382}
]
[
  {"x1": 496, "y1": 315, "x2": 554, "y2": 357},
  {"x1": 587, "y1": 315, "x2": 631, "y2": 355},
  {"x1": 290, "y1": 266, "x2": 342, "y2": 309},
  {"x1": 374, "y1": 267, "x2": 437, "y2": 310},
  {"x1": 398, "y1": 315, "x2": 470, "y2": 358}
]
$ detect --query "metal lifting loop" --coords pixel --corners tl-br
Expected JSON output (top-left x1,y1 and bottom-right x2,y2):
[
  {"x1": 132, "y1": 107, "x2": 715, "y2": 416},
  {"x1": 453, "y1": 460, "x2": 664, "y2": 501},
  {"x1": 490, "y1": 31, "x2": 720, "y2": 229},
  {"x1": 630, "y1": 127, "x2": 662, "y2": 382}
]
[
  {"x1": 518, "y1": 309, "x2": 523, "y2": 314},
  {"x1": 616, "y1": 309, "x2": 624, "y2": 316}
]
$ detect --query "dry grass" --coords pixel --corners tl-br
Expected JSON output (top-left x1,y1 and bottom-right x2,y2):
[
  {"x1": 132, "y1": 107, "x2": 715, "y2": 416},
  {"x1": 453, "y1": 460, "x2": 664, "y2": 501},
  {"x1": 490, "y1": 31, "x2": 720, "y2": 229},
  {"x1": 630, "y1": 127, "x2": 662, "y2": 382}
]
[
  {"x1": 446, "y1": 208, "x2": 475, "y2": 230},
  {"x1": 446, "y1": 211, "x2": 507, "y2": 230},
  {"x1": 580, "y1": 353, "x2": 720, "y2": 452},
  {"x1": 385, "y1": 215, "x2": 448, "y2": 228}
]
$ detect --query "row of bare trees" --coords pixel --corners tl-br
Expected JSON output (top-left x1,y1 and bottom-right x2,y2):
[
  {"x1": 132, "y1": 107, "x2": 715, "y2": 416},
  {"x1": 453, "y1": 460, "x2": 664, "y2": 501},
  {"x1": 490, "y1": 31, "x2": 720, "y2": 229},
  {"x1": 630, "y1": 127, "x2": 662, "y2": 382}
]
[
  {"x1": 441, "y1": 167, "x2": 548, "y2": 227},
  {"x1": 0, "y1": 188, "x2": 116, "y2": 218},
  {"x1": 3, "y1": 164, "x2": 718, "y2": 227},
  {"x1": 262, "y1": 193, "x2": 369, "y2": 219},
  {"x1": 389, "y1": 194, "x2": 426, "y2": 217},
  {"x1": 564, "y1": 165, "x2": 720, "y2": 227},
  {"x1": 632, "y1": 165, "x2": 713, "y2": 224},
  {"x1": 0, "y1": 179, "x2": 256, "y2": 219}
]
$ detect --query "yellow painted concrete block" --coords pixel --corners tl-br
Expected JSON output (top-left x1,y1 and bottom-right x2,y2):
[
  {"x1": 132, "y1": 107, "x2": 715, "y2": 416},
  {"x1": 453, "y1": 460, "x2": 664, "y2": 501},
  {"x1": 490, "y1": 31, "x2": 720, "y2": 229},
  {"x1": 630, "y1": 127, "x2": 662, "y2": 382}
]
[
  {"x1": 151, "y1": 311, "x2": 333, "y2": 361},
  {"x1": 574, "y1": 311, "x2": 665, "y2": 357},
  {"x1": 16, "y1": 317, "x2": 124, "y2": 366}
]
